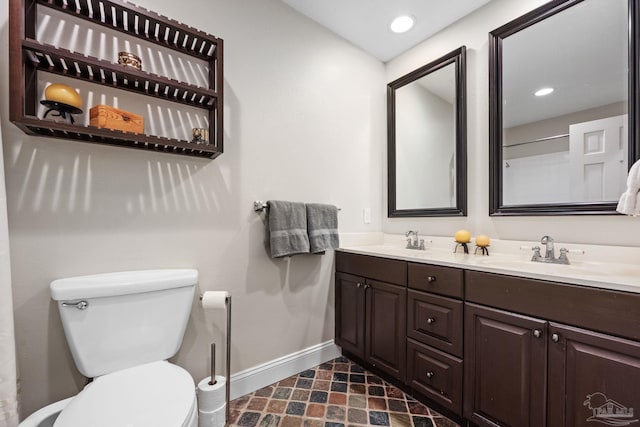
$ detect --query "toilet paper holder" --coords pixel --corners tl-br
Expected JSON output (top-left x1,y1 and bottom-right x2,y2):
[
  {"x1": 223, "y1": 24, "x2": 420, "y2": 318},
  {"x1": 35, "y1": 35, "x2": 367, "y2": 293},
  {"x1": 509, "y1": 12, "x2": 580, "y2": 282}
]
[{"x1": 200, "y1": 293, "x2": 231, "y2": 423}]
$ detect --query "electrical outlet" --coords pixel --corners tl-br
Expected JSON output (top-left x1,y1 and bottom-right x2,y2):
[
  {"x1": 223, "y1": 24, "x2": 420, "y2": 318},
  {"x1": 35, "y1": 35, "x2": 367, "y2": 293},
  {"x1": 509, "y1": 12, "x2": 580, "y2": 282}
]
[{"x1": 363, "y1": 208, "x2": 371, "y2": 224}]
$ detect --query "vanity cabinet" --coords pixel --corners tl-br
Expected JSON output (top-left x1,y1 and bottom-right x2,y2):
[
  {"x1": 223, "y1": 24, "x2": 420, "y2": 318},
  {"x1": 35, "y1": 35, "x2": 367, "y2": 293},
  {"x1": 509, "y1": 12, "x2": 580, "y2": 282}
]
[
  {"x1": 334, "y1": 272, "x2": 365, "y2": 359},
  {"x1": 465, "y1": 270, "x2": 640, "y2": 427},
  {"x1": 335, "y1": 253, "x2": 407, "y2": 381},
  {"x1": 406, "y1": 262, "x2": 464, "y2": 415},
  {"x1": 547, "y1": 323, "x2": 640, "y2": 427},
  {"x1": 335, "y1": 251, "x2": 640, "y2": 427},
  {"x1": 463, "y1": 303, "x2": 547, "y2": 426}
]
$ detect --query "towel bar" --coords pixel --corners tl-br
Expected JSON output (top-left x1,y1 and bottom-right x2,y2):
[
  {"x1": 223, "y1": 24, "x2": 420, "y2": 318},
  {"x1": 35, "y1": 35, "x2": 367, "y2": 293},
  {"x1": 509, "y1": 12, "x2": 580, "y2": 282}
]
[{"x1": 253, "y1": 200, "x2": 341, "y2": 212}]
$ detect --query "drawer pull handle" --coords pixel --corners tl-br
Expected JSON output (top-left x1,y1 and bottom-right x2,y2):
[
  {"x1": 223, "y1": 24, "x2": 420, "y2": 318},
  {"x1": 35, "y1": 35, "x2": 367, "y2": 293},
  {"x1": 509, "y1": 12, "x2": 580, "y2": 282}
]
[
  {"x1": 427, "y1": 317, "x2": 436, "y2": 324},
  {"x1": 551, "y1": 333, "x2": 560, "y2": 343},
  {"x1": 364, "y1": 284, "x2": 371, "y2": 289},
  {"x1": 426, "y1": 371, "x2": 435, "y2": 379},
  {"x1": 357, "y1": 282, "x2": 362, "y2": 288},
  {"x1": 533, "y1": 329, "x2": 542, "y2": 339},
  {"x1": 427, "y1": 276, "x2": 436, "y2": 283}
]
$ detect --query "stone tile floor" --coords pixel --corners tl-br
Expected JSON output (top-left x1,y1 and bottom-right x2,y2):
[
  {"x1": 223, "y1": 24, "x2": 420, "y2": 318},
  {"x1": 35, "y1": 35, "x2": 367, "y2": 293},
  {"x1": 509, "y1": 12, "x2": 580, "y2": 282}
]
[{"x1": 228, "y1": 356, "x2": 459, "y2": 427}]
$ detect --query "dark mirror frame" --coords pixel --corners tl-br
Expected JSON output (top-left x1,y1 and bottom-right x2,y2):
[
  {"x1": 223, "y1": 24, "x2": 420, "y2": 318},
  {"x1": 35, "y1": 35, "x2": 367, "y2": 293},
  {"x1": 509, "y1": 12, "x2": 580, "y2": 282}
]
[
  {"x1": 489, "y1": 0, "x2": 640, "y2": 216},
  {"x1": 387, "y1": 46, "x2": 467, "y2": 218}
]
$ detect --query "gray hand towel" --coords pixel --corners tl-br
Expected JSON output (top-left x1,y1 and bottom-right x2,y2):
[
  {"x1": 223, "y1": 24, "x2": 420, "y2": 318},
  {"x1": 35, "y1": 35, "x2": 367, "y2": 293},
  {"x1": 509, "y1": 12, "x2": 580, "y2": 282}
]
[
  {"x1": 268, "y1": 200, "x2": 310, "y2": 258},
  {"x1": 306, "y1": 203, "x2": 339, "y2": 254}
]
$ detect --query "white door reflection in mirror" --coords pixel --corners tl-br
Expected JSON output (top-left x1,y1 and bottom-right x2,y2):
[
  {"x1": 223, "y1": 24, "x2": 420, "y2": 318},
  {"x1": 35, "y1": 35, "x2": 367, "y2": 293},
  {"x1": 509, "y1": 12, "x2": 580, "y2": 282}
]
[
  {"x1": 569, "y1": 115, "x2": 627, "y2": 202},
  {"x1": 503, "y1": 115, "x2": 628, "y2": 206}
]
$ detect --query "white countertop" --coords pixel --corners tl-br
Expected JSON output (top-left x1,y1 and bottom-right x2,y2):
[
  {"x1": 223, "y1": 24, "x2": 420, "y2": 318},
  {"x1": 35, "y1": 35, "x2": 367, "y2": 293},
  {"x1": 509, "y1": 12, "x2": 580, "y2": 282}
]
[{"x1": 338, "y1": 235, "x2": 640, "y2": 294}]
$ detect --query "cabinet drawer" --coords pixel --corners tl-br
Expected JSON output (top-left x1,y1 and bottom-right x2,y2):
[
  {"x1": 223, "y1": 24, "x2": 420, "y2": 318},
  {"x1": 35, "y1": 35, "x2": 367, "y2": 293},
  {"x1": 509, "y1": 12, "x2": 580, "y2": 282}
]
[
  {"x1": 407, "y1": 290, "x2": 463, "y2": 357},
  {"x1": 336, "y1": 252, "x2": 406, "y2": 286},
  {"x1": 466, "y1": 270, "x2": 640, "y2": 341},
  {"x1": 408, "y1": 263, "x2": 463, "y2": 298},
  {"x1": 407, "y1": 338, "x2": 462, "y2": 415}
]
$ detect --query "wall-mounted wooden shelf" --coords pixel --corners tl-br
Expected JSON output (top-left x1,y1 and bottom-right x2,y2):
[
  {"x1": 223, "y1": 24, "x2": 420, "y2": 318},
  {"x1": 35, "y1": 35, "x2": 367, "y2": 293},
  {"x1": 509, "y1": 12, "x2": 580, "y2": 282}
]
[
  {"x1": 36, "y1": 0, "x2": 218, "y2": 60},
  {"x1": 10, "y1": 0, "x2": 224, "y2": 159},
  {"x1": 19, "y1": 115, "x2": 218, "y2": 158}
]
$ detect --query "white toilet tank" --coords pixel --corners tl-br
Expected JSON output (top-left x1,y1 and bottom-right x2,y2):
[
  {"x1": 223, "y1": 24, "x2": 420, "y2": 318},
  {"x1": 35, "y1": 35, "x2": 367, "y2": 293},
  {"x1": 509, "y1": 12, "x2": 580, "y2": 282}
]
[{"x1": 50, "y1": 269, "x2": 197, "y2": 378}]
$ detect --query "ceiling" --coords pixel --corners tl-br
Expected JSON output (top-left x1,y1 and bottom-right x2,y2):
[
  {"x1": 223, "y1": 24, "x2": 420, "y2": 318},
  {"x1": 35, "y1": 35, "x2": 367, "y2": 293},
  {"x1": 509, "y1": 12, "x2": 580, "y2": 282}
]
[{"x1": 279, "y1": 0, "x2": 491, "y2": 62}]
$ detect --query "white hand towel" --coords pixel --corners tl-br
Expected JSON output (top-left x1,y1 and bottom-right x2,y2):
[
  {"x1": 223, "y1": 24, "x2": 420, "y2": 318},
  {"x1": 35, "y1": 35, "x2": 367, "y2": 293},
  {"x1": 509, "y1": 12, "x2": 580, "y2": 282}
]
[{"x1": 617, "y1": 159, "x2": 640, "y2": 216}]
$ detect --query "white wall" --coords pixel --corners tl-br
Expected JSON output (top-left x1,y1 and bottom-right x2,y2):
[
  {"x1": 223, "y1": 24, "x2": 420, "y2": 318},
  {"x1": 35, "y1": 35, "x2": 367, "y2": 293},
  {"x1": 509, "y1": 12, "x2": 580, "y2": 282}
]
[
  {"x1": 0, "y1": 0, "x2": 385, "y2": 417},
  {"x1": 383, "y1": 0, "x2": 640, "y2": 246}
]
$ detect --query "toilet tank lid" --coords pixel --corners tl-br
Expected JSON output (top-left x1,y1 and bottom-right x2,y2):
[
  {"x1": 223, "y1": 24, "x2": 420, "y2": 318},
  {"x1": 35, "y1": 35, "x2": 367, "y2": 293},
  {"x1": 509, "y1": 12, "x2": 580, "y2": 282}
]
[{"x1": 50, "y1": 269, "x2": 198, "y2": 301}]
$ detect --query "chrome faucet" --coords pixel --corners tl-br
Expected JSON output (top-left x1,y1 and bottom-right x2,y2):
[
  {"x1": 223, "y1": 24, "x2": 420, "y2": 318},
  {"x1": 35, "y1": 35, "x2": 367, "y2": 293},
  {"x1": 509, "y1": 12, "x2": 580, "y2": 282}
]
[
  {"x1": 405, "y1": 230, "x2": 425, "y2": 250},
  {"x1": 541, "y1": 235, "x2": 555, "y2": 260},
  {"x1": 531, "y1": 235, "x2": 570, "y2": 265}
]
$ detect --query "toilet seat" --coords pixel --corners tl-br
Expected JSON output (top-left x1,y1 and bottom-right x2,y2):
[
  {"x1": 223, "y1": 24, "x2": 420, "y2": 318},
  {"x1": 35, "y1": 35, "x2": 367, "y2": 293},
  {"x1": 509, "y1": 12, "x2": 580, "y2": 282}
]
[{"x1": 53, "y1": 361, "x2": 196, "y2": 427}]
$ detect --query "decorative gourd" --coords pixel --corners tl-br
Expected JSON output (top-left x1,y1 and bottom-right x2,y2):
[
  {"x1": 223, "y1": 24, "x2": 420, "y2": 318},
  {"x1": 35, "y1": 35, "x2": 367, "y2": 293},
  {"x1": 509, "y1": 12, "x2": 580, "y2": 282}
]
[{"x1": 44, "y1": 83, "x2": 82, "y2": 109}]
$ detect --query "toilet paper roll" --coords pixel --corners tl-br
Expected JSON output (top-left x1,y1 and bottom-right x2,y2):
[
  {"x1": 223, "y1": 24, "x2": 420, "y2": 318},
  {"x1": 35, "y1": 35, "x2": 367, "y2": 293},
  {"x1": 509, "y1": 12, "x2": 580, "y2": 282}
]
[
  {"x1": 197, "y1": 375, "x2": 226, "y2": 412},
  {"x1": 201, "y1": 291, "x2": 229, "y2": 310},
  {"x1": 198, "y1": 404, "x2": 226, "y2": 427}
]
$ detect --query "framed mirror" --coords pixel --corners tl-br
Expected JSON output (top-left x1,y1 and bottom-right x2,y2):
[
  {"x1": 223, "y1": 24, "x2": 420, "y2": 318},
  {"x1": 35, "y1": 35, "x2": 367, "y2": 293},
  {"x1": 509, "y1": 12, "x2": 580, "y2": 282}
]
[
  {"x1": 388, "y1": 46, "x2": 467, "y2": 217},
  {"x1": 490, "y1": 0, "x2": 639, "y2": 215}
]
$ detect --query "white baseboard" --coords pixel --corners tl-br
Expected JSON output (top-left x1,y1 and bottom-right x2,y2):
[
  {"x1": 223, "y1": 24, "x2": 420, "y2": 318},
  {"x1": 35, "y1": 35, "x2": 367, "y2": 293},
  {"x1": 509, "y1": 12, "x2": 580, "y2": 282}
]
[{"x1": 229, "y1": 340, "x2": 342, "y2": 400}]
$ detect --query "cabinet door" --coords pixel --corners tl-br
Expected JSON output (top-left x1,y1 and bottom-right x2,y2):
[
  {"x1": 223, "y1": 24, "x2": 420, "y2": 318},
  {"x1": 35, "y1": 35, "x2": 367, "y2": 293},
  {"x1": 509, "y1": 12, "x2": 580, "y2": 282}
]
[
  {"x1": 548, "y1": 322, "x2": 640, "y2": 427},
  {"x1": 464, "y1": 303, "x2": 547, "y2": 427},
  {"x1": 366, "y1": 279, "x2": 407, "y2": 381},
  {"x1": 335, "y1": 272, "x2": 366, "y2": 359}
]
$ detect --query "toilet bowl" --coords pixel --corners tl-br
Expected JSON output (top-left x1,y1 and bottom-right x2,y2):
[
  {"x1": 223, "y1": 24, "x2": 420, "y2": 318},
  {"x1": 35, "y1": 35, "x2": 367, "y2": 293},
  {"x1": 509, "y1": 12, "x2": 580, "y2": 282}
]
[
  {"x1": 17, "y1": 397, "x2": 73, "y2": 427},
  {"x1": 53, "y1": 361, "x2": 197, "y2": 427},
  {"x1": 23, "y1": 269, "x2": 200, "y2": 427}
]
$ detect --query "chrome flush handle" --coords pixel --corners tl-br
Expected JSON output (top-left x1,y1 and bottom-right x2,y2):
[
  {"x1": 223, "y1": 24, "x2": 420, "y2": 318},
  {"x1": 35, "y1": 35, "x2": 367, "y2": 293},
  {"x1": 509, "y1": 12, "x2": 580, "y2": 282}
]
[{"x1": 61, "y1": 300, "x2": 89, "y2": 310}]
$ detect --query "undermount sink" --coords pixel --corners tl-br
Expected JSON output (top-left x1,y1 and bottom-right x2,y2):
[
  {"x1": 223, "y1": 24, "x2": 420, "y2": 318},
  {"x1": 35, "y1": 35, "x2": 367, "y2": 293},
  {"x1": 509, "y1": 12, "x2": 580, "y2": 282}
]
[{"x1": 340, "y1": 239, "x2": 640, "y2": 293}]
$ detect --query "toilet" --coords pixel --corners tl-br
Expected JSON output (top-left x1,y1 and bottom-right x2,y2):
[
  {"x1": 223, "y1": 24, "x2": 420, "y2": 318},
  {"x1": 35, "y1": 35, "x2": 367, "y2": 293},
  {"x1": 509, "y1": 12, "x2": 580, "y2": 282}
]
[{"x1": 22, "y1": 269, "x2": 199, "y2": 427}]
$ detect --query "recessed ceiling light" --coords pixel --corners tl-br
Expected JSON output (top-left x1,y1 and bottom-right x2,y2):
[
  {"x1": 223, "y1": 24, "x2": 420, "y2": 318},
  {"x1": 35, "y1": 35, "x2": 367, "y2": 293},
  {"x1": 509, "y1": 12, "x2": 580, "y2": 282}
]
[
  {"x1": 534, "y1": 87, "x2": 554, "y2": 97},
  {"x1": 390, "y1": 15, "x2": 415, "y2": 34}
]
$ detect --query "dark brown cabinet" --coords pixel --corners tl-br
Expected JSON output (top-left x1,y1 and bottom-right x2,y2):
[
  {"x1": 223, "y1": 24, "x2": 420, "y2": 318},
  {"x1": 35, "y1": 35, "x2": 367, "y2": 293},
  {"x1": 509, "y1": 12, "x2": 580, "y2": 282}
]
[
  {"x1": 408, "y1": 262, "x2": 464, "y2": 299},
  {"x1": 465, "y1": 270, "x2": 640, "y2": 427},
  {"x1": 406, "y1": 262, "x2": 465, "y2": 415},
  {"x1": 465, "y1": 304, "x2": 640, "y2": 427},
  {"x1": 366, "y1": 279, "x2": 407, "y2": 380},
  {"x1": 335, "y1": 252, "x2": 407, "y2": 381},
  {"x1": 464, "y1": 303, "x2": 547, "y2": 427},
  {"x1": 407, "y1": 338, "x2": 463, "y2": 415},
  {"x1": 335, "y1": 272, "x2": 365, "y2": 359},
  {"x1": 407, "y1": 290, "x2": 463, "y2": 357},
  {"x1": 335, "y1": 251, "x2": 640, "y2": 427},
  {"x1": 548, "y1": 323, "x2": 640, "y2": 427}
]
